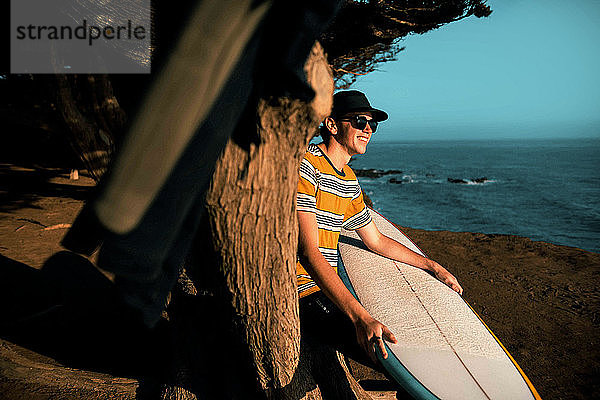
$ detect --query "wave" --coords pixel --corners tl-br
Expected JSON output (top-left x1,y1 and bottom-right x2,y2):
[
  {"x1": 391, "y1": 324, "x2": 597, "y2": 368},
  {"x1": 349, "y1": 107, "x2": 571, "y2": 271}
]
[{"x1": 447, "y1": 177, "x2": 496, "y2": 185}]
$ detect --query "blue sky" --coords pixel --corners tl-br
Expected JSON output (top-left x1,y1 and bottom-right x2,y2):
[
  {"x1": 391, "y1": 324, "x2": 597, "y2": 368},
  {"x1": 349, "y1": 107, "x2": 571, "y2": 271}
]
[{"x1": 350, "y1": 0, "x2": 600, "y2": 141}]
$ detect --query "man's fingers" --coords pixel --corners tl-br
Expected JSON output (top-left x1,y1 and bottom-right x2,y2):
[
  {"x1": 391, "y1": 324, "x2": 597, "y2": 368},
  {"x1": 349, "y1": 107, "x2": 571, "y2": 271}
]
[
  {"x1": 371, "y1": 324, "x2": 396, "y2": 360},
  {"x1": 444, "y1": 275, "x2": 463, "y2": 296},
  {"x1": 382, "y1": 325, "x2": 397, "y2": 344},
  {"x1": 451, "y1": 281, "x2": 463, "y2": 295},
  {"x1": 456, "y1": 283, "x2": 463, "y2": 295},
  {"x1": 436, "y1": 267, "x2": 464, "y2": 296},
  {"x1": 370, "y1": 336, "x2": 387, "y2": 359},
  {"x1": 376, "y1": 337, "x2": 388, "y2": 359}
]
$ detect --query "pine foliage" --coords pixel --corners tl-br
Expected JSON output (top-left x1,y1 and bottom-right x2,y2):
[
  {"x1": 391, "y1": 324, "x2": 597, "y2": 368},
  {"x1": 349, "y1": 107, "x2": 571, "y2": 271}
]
[{"x1": 321, "y1": 0, "x2": 492, "y2": 87}]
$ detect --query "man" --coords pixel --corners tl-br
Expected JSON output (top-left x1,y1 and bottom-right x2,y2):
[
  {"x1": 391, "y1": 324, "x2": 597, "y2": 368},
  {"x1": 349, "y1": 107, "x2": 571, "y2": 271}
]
[{"x1": 296, "y1": 90, "x2": 463, "y2": 365}]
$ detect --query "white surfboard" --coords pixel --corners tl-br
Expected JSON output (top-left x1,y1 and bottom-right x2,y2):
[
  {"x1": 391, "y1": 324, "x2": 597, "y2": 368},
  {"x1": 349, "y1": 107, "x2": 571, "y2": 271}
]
[{"x1": 337, "y1": 209, "x2": 541, "y2": 400}]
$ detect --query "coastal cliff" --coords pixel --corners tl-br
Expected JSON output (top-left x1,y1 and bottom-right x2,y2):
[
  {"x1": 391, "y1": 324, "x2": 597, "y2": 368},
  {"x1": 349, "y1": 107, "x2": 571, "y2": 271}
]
[{"x1": 0, "y1": 166, "x2": 598, "y2": 399}]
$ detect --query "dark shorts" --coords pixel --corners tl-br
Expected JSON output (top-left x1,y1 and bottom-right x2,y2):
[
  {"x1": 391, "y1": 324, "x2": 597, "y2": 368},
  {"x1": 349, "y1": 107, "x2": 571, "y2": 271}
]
[{"x1": 299, "y1": 291, "x2": 381, "y2": 370}]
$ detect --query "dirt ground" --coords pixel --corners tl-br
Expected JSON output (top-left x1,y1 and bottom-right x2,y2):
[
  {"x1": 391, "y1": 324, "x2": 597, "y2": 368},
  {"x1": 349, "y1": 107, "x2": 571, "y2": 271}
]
[{"x1": 1, "y1": 163, "x2": 599, "y2": 399}]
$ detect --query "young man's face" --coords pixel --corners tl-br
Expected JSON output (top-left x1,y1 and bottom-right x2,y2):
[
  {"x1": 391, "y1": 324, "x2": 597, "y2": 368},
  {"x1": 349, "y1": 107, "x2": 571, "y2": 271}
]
[{"x1": 335, "y1": 112, "x2": 375, "y2": 156}]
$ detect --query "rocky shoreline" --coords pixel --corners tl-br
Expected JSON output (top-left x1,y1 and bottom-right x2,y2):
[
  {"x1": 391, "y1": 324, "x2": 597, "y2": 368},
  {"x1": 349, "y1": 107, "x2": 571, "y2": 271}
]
[{"x1": 354, "y1": 168, "x2": 492, "y2": 185}]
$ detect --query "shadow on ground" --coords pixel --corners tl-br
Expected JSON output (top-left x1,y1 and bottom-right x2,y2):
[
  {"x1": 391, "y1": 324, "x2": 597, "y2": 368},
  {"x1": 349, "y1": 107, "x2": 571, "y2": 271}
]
[
  {"x1": 0, "y1": 251, "x2": 170, "y2": 382},
  {"x1": 0, "y1": 164, "x2": 94, "y2": 213}
]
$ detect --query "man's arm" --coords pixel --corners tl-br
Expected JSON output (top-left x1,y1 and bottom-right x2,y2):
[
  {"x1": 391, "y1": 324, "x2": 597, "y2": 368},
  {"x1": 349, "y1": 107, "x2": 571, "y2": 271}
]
[
  {"x1": 297, "y1": 211, "x2": 397, "y2": 359},
  {"x1": 356, "y1": 220, "x2": 463, "y2": 295}
]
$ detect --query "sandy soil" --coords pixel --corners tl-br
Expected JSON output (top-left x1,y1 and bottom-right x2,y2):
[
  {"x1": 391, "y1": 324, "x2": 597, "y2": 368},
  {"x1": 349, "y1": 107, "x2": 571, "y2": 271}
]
[{"x1": 0, "y1": 164, "x2": 598, "y2": 399}]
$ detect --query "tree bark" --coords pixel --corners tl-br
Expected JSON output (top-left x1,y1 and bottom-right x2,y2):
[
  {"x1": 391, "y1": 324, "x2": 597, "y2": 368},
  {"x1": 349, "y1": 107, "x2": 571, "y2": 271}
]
[
  {"x1": 204, "y1": 40, "x2": 334, "y2": 391},
  {"x1": 160, "y1": 42, "x2": 372, "y2": 399}
]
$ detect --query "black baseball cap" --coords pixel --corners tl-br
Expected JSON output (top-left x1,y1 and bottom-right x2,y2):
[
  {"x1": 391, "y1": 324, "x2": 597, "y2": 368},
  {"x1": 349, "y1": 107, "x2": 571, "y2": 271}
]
[{"x1": 331, "y1": 90, "x2": 388, "y2": 122}]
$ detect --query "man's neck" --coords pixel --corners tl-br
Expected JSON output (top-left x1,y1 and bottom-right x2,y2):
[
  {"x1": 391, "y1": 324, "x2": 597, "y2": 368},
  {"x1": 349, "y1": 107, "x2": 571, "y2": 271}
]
[{"x1": 318, "y1": 141, "x2": 352, "y2": 171}]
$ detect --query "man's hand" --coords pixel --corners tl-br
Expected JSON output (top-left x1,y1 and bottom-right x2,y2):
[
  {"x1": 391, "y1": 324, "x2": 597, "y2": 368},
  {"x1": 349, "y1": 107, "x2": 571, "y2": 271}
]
[
  {"x1": 353, "y1": 314, "x2": 398, "y2": 362},
  {"x1": 430, "y1": 262, "x2": 463, "y2": 295}
]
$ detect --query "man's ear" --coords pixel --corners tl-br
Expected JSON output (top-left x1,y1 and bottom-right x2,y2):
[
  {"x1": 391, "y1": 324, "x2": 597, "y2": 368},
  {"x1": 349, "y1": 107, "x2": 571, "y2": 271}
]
[{"x1": 325, "y1": 117, "x2": 337, "y2": 135}]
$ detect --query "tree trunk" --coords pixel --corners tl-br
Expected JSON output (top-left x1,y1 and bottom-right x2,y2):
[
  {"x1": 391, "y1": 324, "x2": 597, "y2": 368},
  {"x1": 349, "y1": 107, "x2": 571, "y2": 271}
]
[
  {"x1": 55, "y1": 74, "x2": 126, "y2": 181},
  {"x1": 204, "y1": 40, "x2": 333, "y2": 392},
  {"x1": 160, "y1": 42, "x2": 371, "y2": 399}
]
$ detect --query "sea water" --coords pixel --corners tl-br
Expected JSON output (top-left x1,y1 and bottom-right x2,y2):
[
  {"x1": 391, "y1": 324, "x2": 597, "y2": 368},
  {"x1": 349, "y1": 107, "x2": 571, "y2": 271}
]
[{"x1": 348, "y1": 138, "x2": 600, "y2": 253}]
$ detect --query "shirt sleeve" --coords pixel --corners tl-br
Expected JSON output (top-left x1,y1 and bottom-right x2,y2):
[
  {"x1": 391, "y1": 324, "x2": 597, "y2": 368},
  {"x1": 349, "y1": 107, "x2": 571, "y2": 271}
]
[
  {"x1": 342, "y1": 184, "x2": 372, "y2": 230},
  {"x1": 297, "y1": 157, "x2": 318, "y2": 213}
]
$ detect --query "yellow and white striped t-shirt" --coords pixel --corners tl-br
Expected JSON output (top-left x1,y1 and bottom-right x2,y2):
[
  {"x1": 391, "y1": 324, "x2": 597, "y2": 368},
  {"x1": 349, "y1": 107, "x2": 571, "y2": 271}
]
[{"x1": 296, "y1": 143, "x2": 372, "y2": 298}]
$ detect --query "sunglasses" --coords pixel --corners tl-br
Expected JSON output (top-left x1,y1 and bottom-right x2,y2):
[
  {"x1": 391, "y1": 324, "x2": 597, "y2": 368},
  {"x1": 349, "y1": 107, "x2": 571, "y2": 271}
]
[{"x1": 338, "y1": 115, "x2": 378, "y2": 133}]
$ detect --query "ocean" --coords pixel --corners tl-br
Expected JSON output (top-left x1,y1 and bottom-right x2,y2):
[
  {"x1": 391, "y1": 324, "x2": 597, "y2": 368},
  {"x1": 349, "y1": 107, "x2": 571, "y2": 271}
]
[{"x1": 347, "y1": 138, "x2": 600, "y2": 254}]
